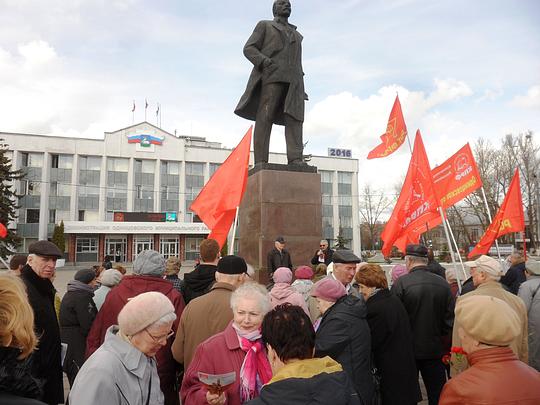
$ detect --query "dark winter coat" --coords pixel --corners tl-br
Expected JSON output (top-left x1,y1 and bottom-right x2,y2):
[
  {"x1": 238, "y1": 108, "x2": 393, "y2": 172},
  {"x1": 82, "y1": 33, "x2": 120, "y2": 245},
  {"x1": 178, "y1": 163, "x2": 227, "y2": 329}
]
[
  {"x1": 181, "y1": 263, "x2": 217, "y2": 304},
  {"x1": 245, "y1": 357, "x2": 360, "y2": 405},
  {"x1": 20, "y1": 265, "x2": 63, "y2": 405},
  {"x1": 86, "y1": 274, "x2": 185, "y2": 405},
  {"x1": 311, "y1": 248, "x2": 335, "y2": 266},
  {"x1": 315, "y1": 294, "x2": 374, "y2": 404},
  {"x1": 267, "y1": 247, "x2": 293, "y2": 274},
  {"x1": 59, "y1": 281, "x2": 98, "y2": 386},
  {"x1": 460, "y1": 277, "x2": 476, "y2": 295},
  {"x1": 365, "y1": 289, "x2": 421, "y2": 405},
  {"x1": 426, "y1": 259, "x2": 446, "y2": 279},
  {"x1": 0, "y1": 347, "x2": 45, "y2": 405},
  {"x1": 391, "y1": 265, "x2": 454, "y2": 359},
  {"x1": 501, "y1": 262, "x2": 527, "y2": 295}
]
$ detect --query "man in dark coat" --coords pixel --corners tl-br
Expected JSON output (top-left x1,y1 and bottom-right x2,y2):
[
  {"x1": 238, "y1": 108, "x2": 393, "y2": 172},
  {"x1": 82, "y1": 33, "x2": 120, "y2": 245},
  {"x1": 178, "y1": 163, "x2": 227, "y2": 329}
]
[
  {"x1": 501, "y1": 253, "x2": 527, "y2": 294},
  {"x1": 311, "y1": 239, "x2": 334, "y2": 266},
  {"x1": 59, "y1": 268, "x2": 98, "y2": 386},
  {"x1": 181, "y1": 238, "x2": 220, "y2": 304},
  {"x1": 234, "y1": 0, "x2": 307, "y2": 165},
  {"x1": 267, "y1": 236, "x2": 293, "y2": 277},
  {"x1": 426, "y1": 248, "x2": 446, "y2": 278},
  {"x1": 86, "y1": 250, "x2": 185, "y2": 405},
  {"x1": 391, "y1": 244, "x2": 454, "y2": 405},
  {"x1": 20, "y1": 241, "x2": 64, "y2": 405}
]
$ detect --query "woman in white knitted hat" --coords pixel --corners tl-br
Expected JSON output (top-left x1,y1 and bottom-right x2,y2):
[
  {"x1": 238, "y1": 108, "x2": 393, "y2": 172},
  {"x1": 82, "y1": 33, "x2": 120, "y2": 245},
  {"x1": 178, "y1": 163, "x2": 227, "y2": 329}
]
[{"x1": 68, "y1": 291, "x2": 176, "y2": 405}]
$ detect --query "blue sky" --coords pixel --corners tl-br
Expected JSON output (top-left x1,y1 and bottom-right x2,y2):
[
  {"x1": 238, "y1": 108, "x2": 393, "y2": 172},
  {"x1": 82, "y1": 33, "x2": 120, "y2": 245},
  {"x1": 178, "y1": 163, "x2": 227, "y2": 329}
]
[{"x1": 1, "y1": 0, "x2": 539, "y2": 191}]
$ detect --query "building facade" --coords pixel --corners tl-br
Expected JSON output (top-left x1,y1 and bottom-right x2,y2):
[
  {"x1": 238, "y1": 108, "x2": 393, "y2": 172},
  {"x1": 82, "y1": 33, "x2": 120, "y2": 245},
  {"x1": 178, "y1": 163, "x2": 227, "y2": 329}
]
[{"x1": 2, "y1": 122, "x2": 360, "y2": 263}]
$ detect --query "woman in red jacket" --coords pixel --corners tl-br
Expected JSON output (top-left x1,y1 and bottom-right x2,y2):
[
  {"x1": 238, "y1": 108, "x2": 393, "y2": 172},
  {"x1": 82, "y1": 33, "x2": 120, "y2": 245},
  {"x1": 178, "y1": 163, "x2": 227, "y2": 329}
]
[{"x1": 181, "y1": 282, "x2": 272, "y2": 405}]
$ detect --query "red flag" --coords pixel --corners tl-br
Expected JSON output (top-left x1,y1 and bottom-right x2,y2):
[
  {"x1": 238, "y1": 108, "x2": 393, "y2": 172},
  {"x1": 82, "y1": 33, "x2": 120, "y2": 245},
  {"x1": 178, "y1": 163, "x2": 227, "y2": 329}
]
[
  {"x1": 0, "y1": 223, "x2": 7, "y2": 239},
  {"x1": 381, "y1": 130, "x2": 440, "y2": 256},
  {"x1": 190, "y1": 127, "x2": 252, "y2": 248},
  {"x1": 367, "y1": 95, "x2": 408, "y2": 159},
  {"x1": 468, "y1": 169, "x2": 524, "y2": 258},
  {"x1": 432, "y1": 143, "x2": 482, "y2": 209}
]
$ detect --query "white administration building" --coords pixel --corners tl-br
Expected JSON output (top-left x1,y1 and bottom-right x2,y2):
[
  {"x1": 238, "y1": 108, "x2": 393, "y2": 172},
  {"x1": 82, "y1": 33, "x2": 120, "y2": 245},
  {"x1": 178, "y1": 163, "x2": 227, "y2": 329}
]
[{"x1": 2, "y1": 122, "x2": 359, "y2": 263}]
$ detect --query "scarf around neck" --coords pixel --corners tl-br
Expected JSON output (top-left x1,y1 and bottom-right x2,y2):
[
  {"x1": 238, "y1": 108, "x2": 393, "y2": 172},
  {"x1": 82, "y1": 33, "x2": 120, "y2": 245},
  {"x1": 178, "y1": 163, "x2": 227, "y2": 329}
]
[{"x1": 232, "y1": 323, "x2": 272, "y2": 402}]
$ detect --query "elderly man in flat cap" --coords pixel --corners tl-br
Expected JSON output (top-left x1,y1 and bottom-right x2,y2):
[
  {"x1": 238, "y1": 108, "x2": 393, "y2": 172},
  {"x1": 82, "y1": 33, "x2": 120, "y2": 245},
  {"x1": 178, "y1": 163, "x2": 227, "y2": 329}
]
[
  {"x1": 440, "y1": 295, "x2": 540, "y2": 404},
  {"x1": 172, "y1": 255, "x2": 249, "y2": 369},
  {"x1": 86, "y1": 250, "x2": 185, "y2": 405},
  {"x1": 391, "y1": 244, "x2": 454, "y2": 405},
  {"x1": 19, "y1": 240, "x2": 65, "y2": 405},
  {"x1": 330, "y1": 249, "x2": 363, "y2": 298},
  {"x1": 451, "y1": 254, "x2": 528, "y2": 375}
]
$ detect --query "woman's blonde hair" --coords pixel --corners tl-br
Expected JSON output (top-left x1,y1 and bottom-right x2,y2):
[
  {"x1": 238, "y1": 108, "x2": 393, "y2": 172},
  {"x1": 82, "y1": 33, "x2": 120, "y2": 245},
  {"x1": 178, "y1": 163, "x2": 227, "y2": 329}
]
[
  {"x1": 165, "y1": 257, "x2": 182, "y2": 276},
  {"x1": 0, "y1": 275, "x2": 38, "y2": 359}
]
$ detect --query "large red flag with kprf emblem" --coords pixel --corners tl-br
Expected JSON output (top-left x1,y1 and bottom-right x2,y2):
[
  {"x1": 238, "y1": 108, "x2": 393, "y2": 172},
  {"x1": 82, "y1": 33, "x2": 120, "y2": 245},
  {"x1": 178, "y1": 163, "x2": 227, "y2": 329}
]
[
  {"x1": 190, "y1": 127, "x2": 252, "y2": 248},
  {"x1": 468, "y1": 169, "x2": 524, "y2": 258},
  {"x1": 367, "y1": 95, "x2": 408, "y2": 159},
  {"x1": 381, "y1": 130, "x2": 440, "y2": 256},
  {"x1": 432, "y1": 143, "x2": 482, "y2": 209}
]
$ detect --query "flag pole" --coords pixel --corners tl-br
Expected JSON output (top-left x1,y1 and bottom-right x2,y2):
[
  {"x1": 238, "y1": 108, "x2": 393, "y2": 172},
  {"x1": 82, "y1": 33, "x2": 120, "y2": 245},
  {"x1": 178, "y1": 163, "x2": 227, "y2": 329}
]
[
  {"x1": 444, "y1": 215, "x2": 467, "y2": 283},
  {"x1": 229, "y1": 206, "x2": 240, "y2": 255},
  {"x1": 438, "y1": 207, "x2": 462, "y2": 293},
  {"x1": 480, "y1": 186, "x2": 502, "y2": 259}
]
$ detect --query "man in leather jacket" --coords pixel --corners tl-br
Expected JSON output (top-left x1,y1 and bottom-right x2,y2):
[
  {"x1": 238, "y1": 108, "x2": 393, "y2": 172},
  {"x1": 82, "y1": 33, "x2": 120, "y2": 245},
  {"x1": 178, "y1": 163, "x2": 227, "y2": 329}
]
[{"x1": 391, "y1": 244, "x2": 454, "y2": 405}]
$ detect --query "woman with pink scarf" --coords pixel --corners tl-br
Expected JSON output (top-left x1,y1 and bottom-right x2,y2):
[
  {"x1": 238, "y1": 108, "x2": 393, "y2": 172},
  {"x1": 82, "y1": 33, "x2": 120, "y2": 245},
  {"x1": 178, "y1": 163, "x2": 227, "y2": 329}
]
[{"x1": 181, "y1": 283, "x2": 272, "y2": 405}]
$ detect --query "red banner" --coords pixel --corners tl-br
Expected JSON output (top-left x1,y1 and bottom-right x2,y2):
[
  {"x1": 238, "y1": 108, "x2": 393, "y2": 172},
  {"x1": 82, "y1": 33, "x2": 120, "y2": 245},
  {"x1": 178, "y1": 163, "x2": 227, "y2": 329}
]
[
  {"x1": 190, "y1": 127, "x2": 252, "y2": 248},
  {"x1": 468, "y1": 169, "x2": 524, "y2": 258},
  {"x1": 381, "y1": 130, "x2": 441, "y2": 256},
  {"x1": 367, "y1": 95, "x2": 408, "y2": 159},
  {"x1": 432, "y1": 143, "x2": 482, "y2": 209}
]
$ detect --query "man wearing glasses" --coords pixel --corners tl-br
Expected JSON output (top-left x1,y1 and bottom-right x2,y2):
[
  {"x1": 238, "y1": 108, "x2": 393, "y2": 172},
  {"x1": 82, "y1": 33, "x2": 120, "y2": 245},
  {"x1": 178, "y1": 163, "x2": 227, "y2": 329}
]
[{"x1": 311, "y1": 239, "x2": 334, "y2": 266}]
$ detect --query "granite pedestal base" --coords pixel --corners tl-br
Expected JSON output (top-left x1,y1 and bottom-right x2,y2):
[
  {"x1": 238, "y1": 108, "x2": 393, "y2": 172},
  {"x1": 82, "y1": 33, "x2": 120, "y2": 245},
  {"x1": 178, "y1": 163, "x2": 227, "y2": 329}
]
[{"x1": 238, "y1": 168, "x2": 322, "y2": 284}]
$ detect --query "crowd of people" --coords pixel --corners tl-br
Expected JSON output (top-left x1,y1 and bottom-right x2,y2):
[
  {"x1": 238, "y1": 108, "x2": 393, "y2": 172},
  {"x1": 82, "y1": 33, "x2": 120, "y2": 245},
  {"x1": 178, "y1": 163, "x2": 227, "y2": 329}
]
[{"x1": 1, "y1": 237, "x2": 540, "y2": 405}]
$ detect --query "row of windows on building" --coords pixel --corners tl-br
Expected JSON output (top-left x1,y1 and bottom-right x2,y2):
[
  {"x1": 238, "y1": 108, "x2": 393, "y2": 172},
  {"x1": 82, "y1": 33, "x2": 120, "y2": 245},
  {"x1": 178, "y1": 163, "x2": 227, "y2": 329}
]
[{"x1": 74, "y1": 235, "x2": 204, "y2": 262}]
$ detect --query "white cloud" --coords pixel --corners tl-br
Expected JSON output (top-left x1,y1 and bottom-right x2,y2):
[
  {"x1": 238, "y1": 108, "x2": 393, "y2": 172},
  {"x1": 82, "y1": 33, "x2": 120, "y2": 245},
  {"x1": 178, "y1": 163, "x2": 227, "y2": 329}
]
[
  {"x1": 512, "y1": 85, "x2": 540, "y2": 109},
  {"x1": 18, "y1": 40, "x2": 57, "y2": 67}
]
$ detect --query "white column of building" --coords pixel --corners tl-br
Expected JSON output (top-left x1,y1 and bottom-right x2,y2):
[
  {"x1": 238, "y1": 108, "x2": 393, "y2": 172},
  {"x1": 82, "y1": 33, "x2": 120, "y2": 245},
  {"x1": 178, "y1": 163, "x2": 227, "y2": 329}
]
[
  {"x1": 98, "y1": 156, "x2": 107, "y2": 221},
  {"x1": 332, "y1": 170, "x2": 339, "y2": 242},
  {"x1": 179, "y1": 161, "x2": 186, "y2": 221},
  {"x1": 155, "y1": 159, "x2": 161, "y2": 212},
  {"x1": 38, "y1": 152, "x2": 51, "y2": 240},
  {"x1": 70, "y1": 154, "x2": 79, "y2": 221},
  {"x1": 127, "y1": 157, "x2": 134, "y2": 211},
  {"x1": 351, "y1": 171, "x2": 361, "y2": 254}
]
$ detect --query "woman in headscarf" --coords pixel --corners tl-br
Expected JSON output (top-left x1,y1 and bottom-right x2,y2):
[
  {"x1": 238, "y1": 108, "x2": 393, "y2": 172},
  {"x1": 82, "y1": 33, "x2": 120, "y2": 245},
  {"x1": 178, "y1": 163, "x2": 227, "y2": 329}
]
[
  {"x1": 59, "y1": 268, "x2": 98, "y2": 386},
  {"x1": 355, "y1": 264, "x2": 421, "y2": 405},
  {"x1": 181, "y1": 282, "x2": 272, "y2": 405},
  {"x1": 69, "y1": 291, "x2": 176, "y2": 405},
  {"x1": 0, "y1": 275, "x2": 46, "y2": 405},
  {"x1": 269, "y1": 267, "x2": 309, "y2": 317}
]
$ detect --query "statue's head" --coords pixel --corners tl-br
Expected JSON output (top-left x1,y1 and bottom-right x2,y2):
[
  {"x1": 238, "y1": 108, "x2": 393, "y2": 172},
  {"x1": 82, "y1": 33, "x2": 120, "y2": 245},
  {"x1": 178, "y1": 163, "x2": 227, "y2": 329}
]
[{"x1": 273, "y1": 0, "x2": 291, "y2": 18}]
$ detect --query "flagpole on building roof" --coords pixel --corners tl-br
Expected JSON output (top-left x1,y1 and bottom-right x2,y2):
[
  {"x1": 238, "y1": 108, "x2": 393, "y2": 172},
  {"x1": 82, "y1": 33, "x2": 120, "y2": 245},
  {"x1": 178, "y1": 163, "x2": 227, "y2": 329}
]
[
  {"x1": 480, "y1": 186, "x2": 502, "y2": 260},
  {"x1": 229, "y1": 206, "x2": 240, "y2": 255}
]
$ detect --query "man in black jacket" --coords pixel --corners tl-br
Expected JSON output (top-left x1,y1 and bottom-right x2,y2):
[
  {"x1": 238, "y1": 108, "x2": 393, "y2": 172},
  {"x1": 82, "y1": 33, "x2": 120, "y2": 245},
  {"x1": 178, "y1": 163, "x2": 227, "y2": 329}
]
[
  {"x1": 311, "y1": 239, "x2": 334, "y2": 266},
  {"x1": 391, "y1": 244, "x2": 454, "y2": 405},
  {"x1": 182, "y1": 238, "x2": 220, "y2": 304},
  {"x1": 266, "y1": 236, "x2": 293, "y2": 277},
  {"x1": 20, "y1": 240, "x2": 64, "y2": 405}
]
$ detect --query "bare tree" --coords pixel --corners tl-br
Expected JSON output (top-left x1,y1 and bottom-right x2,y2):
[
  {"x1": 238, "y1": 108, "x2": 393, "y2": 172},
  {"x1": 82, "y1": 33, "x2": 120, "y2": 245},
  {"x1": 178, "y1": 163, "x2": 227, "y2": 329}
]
[{"x1": 359, "y1": 184, "x2": 393, "y2": 249}]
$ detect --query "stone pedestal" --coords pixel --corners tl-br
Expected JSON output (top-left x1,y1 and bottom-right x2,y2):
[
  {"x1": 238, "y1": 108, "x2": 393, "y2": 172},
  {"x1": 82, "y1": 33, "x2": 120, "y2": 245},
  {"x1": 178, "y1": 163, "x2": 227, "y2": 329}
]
[{"x1": 238, "y1": 166, "x2": 322, "y2": 284}]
